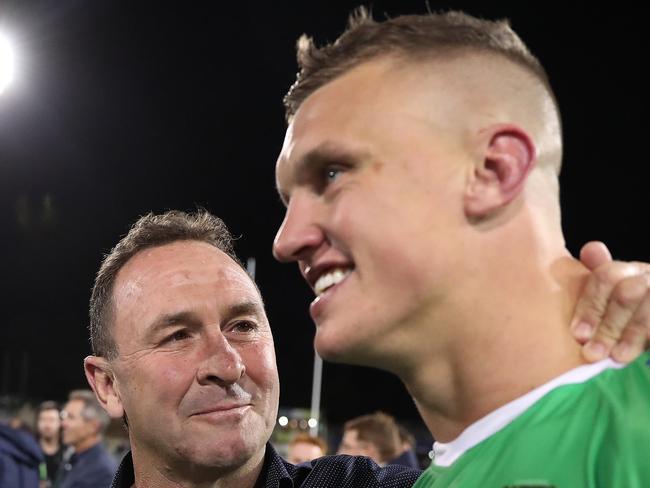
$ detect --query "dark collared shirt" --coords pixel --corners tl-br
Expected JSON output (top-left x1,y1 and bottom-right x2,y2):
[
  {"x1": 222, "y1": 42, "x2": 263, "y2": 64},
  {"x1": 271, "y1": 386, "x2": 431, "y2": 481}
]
[
  {"x1": 56, "y1": 442, "x2": 116, "y2": 488},
  {"x1": 111, "y1": 443, "x2": 421, "y2": 487}
]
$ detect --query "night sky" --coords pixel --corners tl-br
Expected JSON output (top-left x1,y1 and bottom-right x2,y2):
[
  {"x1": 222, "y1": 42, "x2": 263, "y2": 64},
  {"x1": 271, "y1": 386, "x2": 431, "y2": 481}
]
[{"x1": 0, "y1": 1, "x2": 648, "y2": 427}]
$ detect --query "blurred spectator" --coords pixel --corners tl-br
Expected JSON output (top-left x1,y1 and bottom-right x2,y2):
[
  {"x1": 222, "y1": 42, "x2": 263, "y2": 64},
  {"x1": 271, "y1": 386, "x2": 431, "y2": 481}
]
[
  {"x1": 287, "y1": 434, "x2": 328, "y2": 464},
  {"x1": 36, "y1": 401, "x2": 65, "y2": 486},
  {"x1": 388, "y1": 424, "x2": 419, "y2": 469},
  {"x1": 337, "y1": 412, "x2": 400, "y2": 466},
  {"x1": 1, "y1": 405, "x2": 43, "y2": 487},
  {"x1": 53, "y1": 390, "x2": 115, "y2": 488}
]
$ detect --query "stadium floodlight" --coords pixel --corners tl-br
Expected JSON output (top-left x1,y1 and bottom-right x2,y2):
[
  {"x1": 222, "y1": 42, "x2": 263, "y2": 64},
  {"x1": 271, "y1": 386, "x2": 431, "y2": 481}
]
[{"x1": 0, "y1": 32, "x2": 15, "y2": 95}]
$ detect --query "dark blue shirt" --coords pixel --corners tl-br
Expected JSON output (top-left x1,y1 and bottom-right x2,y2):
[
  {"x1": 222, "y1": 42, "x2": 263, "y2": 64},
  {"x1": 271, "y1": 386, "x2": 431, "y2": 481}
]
[{"x1": 110, "y1": 443, "x2": 421, "y2": 487}]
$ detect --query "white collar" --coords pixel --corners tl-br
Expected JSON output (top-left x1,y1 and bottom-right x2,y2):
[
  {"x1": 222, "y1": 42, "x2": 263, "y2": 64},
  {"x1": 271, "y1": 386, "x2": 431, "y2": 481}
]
[{"x1": 432, "y1": 358, "x2": 623, "y2": 467}]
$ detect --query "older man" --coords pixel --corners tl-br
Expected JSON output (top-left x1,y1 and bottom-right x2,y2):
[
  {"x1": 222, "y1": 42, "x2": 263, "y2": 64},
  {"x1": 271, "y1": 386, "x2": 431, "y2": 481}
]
[
  {"x1": 55, "y1": 390, "x2": 115, "y2": 488},
  {"x1": 272, "y1": 9, "x2": 650, "y2": 487},
  {"x1": 84, "y1": 211, "x2": 421, "y2": 488}
]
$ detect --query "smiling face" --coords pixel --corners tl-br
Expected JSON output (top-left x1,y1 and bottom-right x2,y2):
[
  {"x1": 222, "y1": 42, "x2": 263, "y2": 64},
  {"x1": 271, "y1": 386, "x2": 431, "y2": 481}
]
[
  {"x1": 273, "y1": 57, "x2": 473, "y2": 369},
  {"x1": 105, "y1": 240, "x2": 279, "y2": 474}
]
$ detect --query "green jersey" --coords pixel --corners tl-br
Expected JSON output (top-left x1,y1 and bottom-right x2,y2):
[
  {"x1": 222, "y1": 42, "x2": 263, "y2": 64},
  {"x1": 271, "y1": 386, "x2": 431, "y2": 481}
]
[{"x1": 413, "y1": 352, "x2": 650, "y2": 488}]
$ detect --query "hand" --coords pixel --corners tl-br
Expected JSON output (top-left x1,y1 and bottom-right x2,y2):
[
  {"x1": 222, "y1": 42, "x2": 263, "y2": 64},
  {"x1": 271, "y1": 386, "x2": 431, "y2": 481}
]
[{"x1": 572, "y1": 241, "x2": 650, "y2": 362}]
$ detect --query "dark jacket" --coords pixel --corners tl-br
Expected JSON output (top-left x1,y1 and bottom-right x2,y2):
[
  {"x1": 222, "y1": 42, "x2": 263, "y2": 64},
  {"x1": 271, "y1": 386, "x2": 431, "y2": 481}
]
[
  {"x1": 111, "y1": 443, "x2": 421, "y2": 487},
  {"x1": 0, "y1": 423, "x2": 44, "y2": 488},
  {"x1": 54, "y1": 443, "x2": 116, "y2": 488}
]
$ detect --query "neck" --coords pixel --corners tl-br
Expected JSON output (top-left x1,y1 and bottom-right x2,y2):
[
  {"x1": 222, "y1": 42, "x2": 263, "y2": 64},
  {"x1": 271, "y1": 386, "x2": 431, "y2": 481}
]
[
  {"x1": 131, "y1": 444, "x2": 266, "y2": 488},
  {"x1": 398, "y1": 241, "x2": 589, "y2": 442},
  {"x1": 40, "y1": 436, "x2": 60, "y2": 454}
]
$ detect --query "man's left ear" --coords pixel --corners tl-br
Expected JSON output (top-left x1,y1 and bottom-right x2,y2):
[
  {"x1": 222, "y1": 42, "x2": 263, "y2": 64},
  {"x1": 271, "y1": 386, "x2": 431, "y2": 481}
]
[{"x1": 464, "y1": 124, "x2": 536, "y2": 219}]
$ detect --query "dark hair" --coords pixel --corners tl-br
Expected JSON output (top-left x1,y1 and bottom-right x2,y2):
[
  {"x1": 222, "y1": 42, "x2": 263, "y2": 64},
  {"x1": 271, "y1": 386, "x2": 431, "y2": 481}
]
[
  {"x1": 89, "y1": 210, "x2": 242, "y2": 359},
  {"x1": 344, "y1": 411, "x2": 400, "y2": 464},
  {"x1": 37, "y1": 401, "x2": 60, "y2": 415},
  {"x1": 285, "y1": 7, "x2": 553, "y2": 121}
]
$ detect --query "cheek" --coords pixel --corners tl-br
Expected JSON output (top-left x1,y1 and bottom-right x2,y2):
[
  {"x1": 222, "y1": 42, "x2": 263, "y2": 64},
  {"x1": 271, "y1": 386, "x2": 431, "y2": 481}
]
[{"x1": 121, "y1": 357, "x2": 195, "y2": 408}]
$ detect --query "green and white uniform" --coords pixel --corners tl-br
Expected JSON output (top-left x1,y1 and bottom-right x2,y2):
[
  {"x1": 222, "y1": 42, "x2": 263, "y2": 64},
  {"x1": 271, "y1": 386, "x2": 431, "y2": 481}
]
[{"x1": 413, "y1": 352, "x2": 650, "y2": 488}]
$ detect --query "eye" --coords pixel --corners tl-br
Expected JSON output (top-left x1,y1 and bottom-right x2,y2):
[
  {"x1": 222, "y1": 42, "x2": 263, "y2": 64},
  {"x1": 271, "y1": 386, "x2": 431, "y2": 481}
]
[
  {"x1": 163, "y1": 329, "x2": 191, "y2": 344},
  {"x1": 228, "y1": 320, "x2": 258, "y2": 334},
  {"x1": 325, "y1": 167, "x2": 341, "y2": 182}
]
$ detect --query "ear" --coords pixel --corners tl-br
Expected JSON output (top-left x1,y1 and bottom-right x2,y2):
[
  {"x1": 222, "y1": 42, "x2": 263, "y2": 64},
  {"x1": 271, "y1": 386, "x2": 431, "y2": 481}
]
[
  {"x1": 464, "y1": 124, "x2": 536, "y2": 219},
  {"x1": 84, "y1": 355, "x2": 124, "y2": 419}
]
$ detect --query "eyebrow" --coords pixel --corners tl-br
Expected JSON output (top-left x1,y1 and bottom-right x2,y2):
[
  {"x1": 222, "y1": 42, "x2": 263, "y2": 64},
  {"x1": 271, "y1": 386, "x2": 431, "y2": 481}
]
[
  {"x1": 146, "y1": 300, "x2": 265, "y2": 336},
  {"x1": 278, "y1": 141, "x2": 369, "y2": 204}
]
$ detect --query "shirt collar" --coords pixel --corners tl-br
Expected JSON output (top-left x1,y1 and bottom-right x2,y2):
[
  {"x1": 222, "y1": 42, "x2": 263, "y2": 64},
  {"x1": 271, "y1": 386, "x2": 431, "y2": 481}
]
[{"x1": 110, "y1": 443, "x2": 293, "y2": 488}]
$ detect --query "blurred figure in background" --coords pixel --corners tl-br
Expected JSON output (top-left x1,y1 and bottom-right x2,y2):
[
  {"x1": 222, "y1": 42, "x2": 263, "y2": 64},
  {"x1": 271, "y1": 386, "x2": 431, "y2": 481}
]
[
  {"x1": 0, "y1": 403, "x2": 43, "y2": 487},
  {"x1": 338, "y1": 412, "x2": 400, "y2": 466},
  {"x1": 36, "y1": 401, "x2": 65, "y2": 486},
  {"x1": 389, "y1": 424, "x2": 419, "y2": 469},
  {"x1": 287, "y1": 433, "x2": 328, "y2": 464},
  {"x1": 54, "y1": 390, "x2": 115, "y2": 488}
]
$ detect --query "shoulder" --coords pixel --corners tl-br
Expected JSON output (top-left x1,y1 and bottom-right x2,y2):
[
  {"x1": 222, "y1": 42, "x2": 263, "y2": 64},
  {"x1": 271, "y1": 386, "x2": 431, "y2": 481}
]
[{"x1": 298, "y1": 454, "x2": 422, "y2": 487}]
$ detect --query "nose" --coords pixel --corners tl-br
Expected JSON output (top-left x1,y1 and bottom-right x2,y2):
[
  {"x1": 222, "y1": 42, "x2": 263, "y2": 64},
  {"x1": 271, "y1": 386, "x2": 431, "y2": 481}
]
[
  {"x1": 273, "y1": 193, "x2": 324, "y2": 263},
  {"x1": 196, "y1": 331, "x2": 246, "y2": 386}
]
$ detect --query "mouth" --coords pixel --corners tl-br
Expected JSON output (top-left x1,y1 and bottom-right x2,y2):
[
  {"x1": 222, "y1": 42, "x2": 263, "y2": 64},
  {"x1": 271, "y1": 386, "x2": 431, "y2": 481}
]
[
  {"x1": 191, "y1": 403, "x2": 251, "y2": 422},
  {"x1": 313, "y1": 267, "x2": 353, "y2": 296}
]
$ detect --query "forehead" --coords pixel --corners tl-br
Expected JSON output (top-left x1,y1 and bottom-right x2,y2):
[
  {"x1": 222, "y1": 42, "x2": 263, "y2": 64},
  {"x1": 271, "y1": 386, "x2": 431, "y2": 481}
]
[
  {"x1": 39, "y1": 409, "x2": 59, "y2": 418},
  {"x1": 112, "y1": 241, "x2": 262, "y2": 331},
  {"x1": 276, "y1": 57, "x2": 471, "y2": 190}
]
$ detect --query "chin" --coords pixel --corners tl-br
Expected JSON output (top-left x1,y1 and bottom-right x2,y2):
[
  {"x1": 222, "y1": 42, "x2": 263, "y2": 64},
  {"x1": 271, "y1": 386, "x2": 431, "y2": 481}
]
[
  {"x1": 315, "y1": 329, "x2": 368, "y2": 366},
  {"x1": 178, "y1": 435, "x2": 261, "y2": 470}
]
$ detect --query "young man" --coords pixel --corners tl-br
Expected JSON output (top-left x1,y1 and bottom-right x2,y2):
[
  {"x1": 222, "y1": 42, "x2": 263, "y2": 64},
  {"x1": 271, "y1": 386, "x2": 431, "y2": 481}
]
[
  {"x1": 273, "y1": 9, "x2": 650, "y2": 486},
  {"x1": 36, "y1": 401, "x2": 65, "y2": 486}
]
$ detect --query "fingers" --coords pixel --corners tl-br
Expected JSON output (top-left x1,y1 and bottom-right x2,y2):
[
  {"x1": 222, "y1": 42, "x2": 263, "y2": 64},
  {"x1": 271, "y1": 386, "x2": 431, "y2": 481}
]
[
  {"x1": 570, "y1": 261, "x2": 640, "y2": 345},
  {"x1": 580, "y1": 271, "x2": 649, "y2": 362},
  {"x1": 579, "y1": 241, "x2": 613, "y2": 270},
  {"x1": 609, "y1": 284, "x2": 650, "y2": 362}
]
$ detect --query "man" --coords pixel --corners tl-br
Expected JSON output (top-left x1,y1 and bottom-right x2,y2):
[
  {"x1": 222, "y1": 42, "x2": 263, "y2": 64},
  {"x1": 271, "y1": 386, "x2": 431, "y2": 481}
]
[
  {"x1": 338, "y1": 412, "x2": 400, "y2": 466},
  {"x1": 83, "y1": 211, "x2": 421, "y2": 487},
  {"x1": 54, "y1": 390, "x2": 116, "y2": 488},
  {"x1": 272, "y1": 9, "x2": 650, "y2": 486},
  {"x1": 286, "y1": 434, "x2": 327, "y2": 464},
  {"x1": 36, "y1": 401, "x2": 65, "y2": 486}
]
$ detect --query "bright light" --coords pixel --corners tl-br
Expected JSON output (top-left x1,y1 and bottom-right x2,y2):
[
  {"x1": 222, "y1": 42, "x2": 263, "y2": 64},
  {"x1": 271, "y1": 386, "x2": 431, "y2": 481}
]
[
  {"x1": 0, "y1": 33, "x2": 15, "y2": 95},
  {"x1": 278, "y1": 416, "x2": 289, "y2": 427},
  {"x1": 307, "y1": 418, "x2": 318, "y2": 429}
]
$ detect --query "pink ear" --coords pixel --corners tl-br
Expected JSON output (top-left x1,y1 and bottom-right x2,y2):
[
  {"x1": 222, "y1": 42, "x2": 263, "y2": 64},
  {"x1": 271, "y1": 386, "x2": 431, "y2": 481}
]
[{"x1": 464, "y1": 126, "x2": 536, "y2": 219}]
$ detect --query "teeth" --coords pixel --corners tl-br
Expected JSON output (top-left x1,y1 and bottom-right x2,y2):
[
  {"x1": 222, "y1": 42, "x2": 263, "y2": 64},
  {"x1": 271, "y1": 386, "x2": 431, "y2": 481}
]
[{"x1": 314, "y1": 268, "x2": 351, "y2": 296}]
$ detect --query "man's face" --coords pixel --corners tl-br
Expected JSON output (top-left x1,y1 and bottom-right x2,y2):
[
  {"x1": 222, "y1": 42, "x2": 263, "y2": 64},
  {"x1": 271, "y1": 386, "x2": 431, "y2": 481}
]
[
  {"x1": 37, "y1": 409, "x2": 61, "y2": 440},
  {"x1": 337, "y1": 429, "x2": 381, "y2": 464},
  {"x1": 61, "y1": 400, "x2": 97, "y2": 449},
  {"x1": 273, "y1": 58, "x2": 470, "y2": 367},
  {"x1": 108, "y1": 241, "x2": 280, "y2": 471}
]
